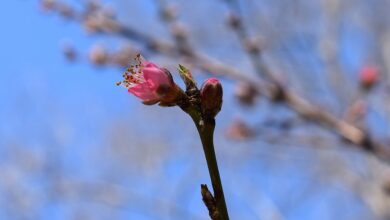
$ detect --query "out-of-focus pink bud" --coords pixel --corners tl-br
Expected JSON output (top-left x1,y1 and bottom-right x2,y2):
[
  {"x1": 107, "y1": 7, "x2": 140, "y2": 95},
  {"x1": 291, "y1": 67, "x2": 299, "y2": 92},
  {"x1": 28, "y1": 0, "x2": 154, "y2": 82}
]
[
  {"x1": 62, "y1": 43, "x2": 77, "y2": 61},
  {"x1": 58, "y1": 4, "x2": 75, "y2": 19},
  {"x1": 41, "y1": 0, "x2": 56, "y2": 11},
  {"x1": 359, "y1": 65, "x2": 379, "y2": 89},
  {"x1": 226, "y1": 119, "x2": 254, "y2": 140},
  {"x1": 118, "y1": 55, "x2": 180, "y2": 105},
  {"x1": 234, "y1": 81, "x2": 259, "y2": 106},
  {"x1": 200, "y1": 78, "x2": 223, "y2": 118},
  {"x1": 89, "y1": 45, "x2": 107, "y2": 65}
]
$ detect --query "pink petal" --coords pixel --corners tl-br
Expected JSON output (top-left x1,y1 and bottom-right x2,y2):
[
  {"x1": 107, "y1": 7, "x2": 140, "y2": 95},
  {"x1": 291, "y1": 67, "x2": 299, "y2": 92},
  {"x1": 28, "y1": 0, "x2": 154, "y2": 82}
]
[
  {"x1": 143, "y1": 61, "x2": 158, "y2": 68},
  {"x1": 128, "y1": 83, "x2": 159, "y2": 101},
  {"x1": 143, "y1": 67, "x2": 171, "y2": 90}
]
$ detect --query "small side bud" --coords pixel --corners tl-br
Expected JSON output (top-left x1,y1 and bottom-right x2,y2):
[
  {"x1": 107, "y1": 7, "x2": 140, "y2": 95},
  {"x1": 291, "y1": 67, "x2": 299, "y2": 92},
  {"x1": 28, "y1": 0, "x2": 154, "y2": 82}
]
[
  {"x1": 62, "y1": 42, "x2": 77, "y2": 61},
  {"x1": 178, "y1": 64, "x2": 197, "y2": 91},
  {"x1": 244, "y1": 37, "x2": 261, "y2": 54},
  {"x1": 226, "y1": 119, "x2": 254, "y2": 140},
  {"x1": 178, "y1": 64, "x2": 194, "y2": 80},
  {"x1": 200, "y1": 78, "x2": 223, "y2": 118},
  {"x1": 359, "y1": 65, "x2": 379, "y2": 90},
  {"x1": 160, "y1": 5, "x2": 177, "y2": 21},
  {"x1": 234, "y1": 81, "x2": 259, "y2": 106},
  {"x1": 201, "y1": 184, "x2": 219, "y2": 219},
  {"x1": 227, "y1": 12, "x2": 241, "y2": 29},
  {"x1": 89, "y1": 45, "x2": 107, "y2": 65},
  {"x1": 40, "y1": 0, "x2": 56, "y2": 11}
]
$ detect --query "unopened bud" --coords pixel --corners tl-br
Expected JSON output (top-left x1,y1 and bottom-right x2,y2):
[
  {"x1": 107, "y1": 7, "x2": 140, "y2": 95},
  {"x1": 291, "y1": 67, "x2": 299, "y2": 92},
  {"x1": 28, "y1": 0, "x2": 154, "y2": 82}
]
[
  {"x1": 226, "y1": 119, "x2": 254, "y2": 140},
  {"x1": 89, "y1": 45, "x2": 107, "y2": 65},
  {"x1": 234, "y1": 81, "x2": 259, "y2": 106},
  {"x1": 41, "y1": 0, "x2": 56, "y2": 11},
  {"x1": 62, "y1": 42, "x2": 77, "y2": 61},
  {"x1": 200, "y1": 78, "x2": 223, "y2": 118},
  {"x1": 171, "y1": 22, "x2": 187, "y2": 40},
  {"x1": 161, "y1": 5, "x2": 177, "y2": 21},
  {"x1": 244, "y1": 38, "x2": 261, "y2": 54},
  {"x1": 58, "y1": 4, "x2": 75, "y2": 19},
  {"x1": 359, "y1": 65, "x2": 379, "y2": 90},
  {"x1": 227, "y1": 12, "x2": 241, "y2": 29}
]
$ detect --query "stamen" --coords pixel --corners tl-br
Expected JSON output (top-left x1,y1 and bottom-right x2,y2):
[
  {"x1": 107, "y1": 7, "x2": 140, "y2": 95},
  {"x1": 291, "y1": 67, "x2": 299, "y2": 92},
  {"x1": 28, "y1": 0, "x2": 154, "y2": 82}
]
[{"x1": 118, "y1": 54, "x2": 147, "y2": 88}]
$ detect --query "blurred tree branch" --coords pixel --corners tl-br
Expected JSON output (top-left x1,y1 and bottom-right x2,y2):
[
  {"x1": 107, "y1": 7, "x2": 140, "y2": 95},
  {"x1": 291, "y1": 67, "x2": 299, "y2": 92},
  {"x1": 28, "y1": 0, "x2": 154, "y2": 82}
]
[{"x1": 41, "y1": 0, "x2": 390, "y2": 162}]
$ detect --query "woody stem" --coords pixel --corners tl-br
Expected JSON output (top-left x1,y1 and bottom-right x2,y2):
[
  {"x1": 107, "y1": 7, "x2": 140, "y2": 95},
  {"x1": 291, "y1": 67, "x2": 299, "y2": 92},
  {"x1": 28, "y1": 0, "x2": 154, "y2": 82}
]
[{"x1": 190, "y1": 112, "x2": 229, "y2": 220}]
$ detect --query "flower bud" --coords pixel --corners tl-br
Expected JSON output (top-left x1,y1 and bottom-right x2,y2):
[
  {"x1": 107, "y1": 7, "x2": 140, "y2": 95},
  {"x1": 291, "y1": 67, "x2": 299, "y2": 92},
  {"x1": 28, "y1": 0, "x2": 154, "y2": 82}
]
[
  {"x1": 359, "y1": 65, "x2": 379, "y2": 90},
  {"x1": 41, "y1": 0, "x2": 56, "y2": 11},
  {"x1": 89, "y1": 45, "x2": 107, "y2": 65},
  {"x1": 234, "y1": 81, "x2": 259, "y2": 106},
  {"x1": 226, "y1": 119, "x2": 254, "y2": 140},
  {"x1": 200, "y1": 78, "x2": 223, "y2": 118}
]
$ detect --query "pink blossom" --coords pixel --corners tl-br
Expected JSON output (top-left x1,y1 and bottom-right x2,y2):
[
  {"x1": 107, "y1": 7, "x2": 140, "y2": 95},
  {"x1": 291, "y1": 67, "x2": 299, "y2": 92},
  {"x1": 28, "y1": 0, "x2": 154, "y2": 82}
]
[{"x1": 118, "y1": 55, "x2": 176, "y2": 104}]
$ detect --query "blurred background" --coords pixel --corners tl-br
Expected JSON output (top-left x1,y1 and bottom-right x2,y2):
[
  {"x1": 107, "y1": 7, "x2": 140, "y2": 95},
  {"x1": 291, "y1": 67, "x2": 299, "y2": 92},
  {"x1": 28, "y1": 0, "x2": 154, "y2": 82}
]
[{"x1": 1, "y1": 0, "x2": 390, "y2": 219}]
